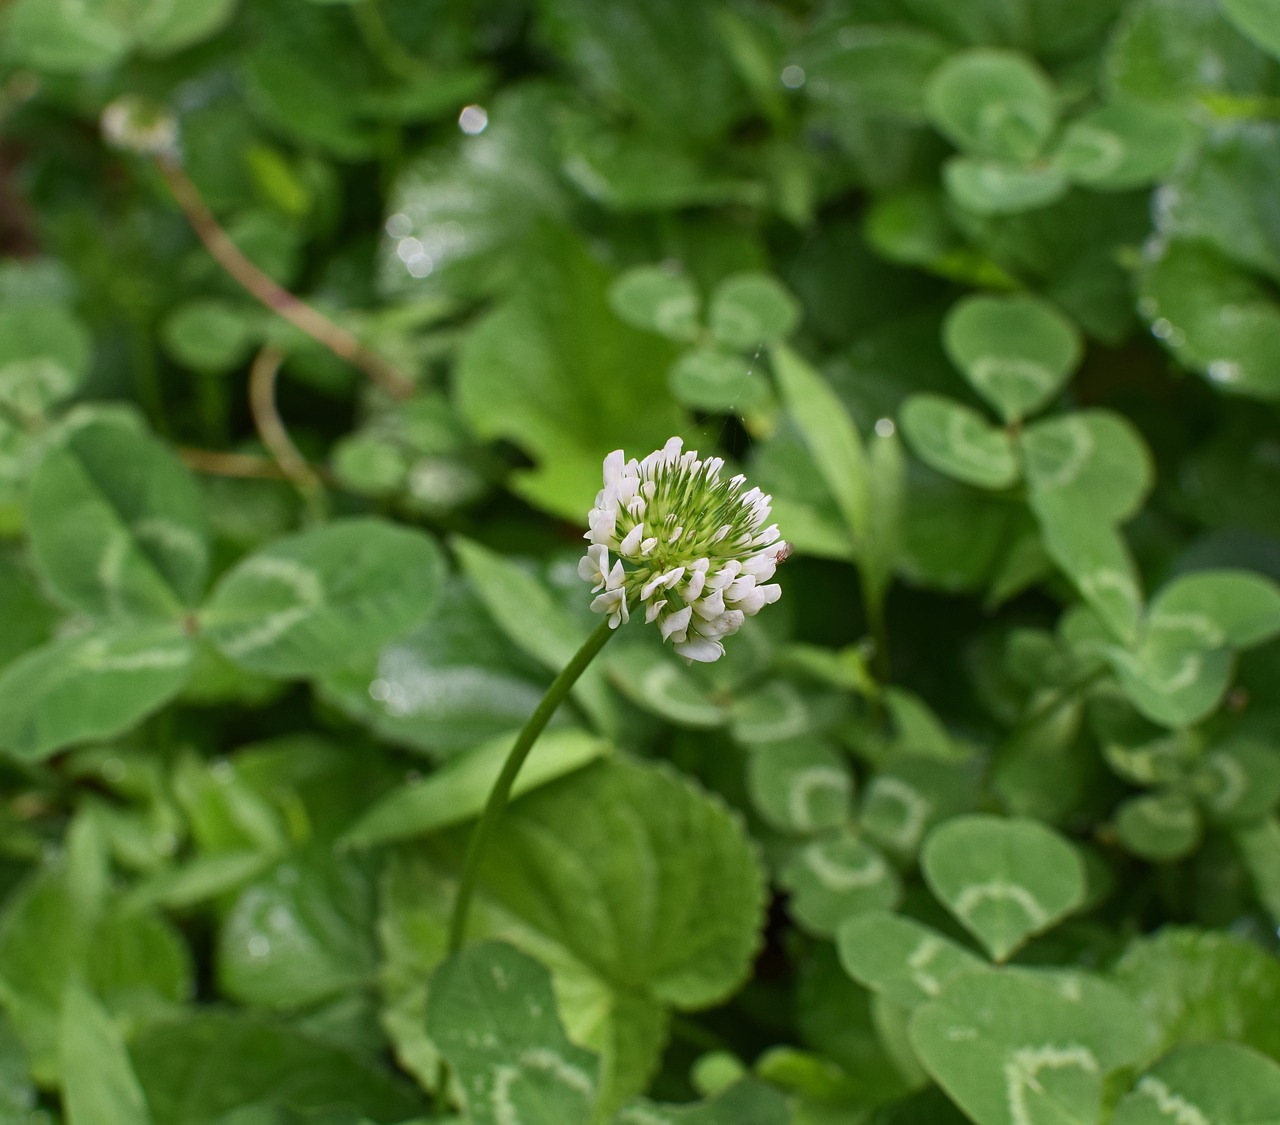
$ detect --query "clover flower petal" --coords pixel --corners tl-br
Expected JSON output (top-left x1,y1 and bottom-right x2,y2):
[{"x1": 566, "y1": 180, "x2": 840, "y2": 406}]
[{"x1": 579, "y1": 437, "x2": 787, "y2": 662}]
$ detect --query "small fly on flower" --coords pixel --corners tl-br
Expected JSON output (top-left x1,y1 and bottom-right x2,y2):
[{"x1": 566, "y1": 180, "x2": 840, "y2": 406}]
[{"x1": 774, "y1": 543, "x2": 793, "y2": 565}]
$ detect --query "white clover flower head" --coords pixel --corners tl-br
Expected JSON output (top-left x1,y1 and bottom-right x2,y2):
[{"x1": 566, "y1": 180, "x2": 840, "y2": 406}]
[{"x1": 579, "y1": 436, "x2": 785, "y2": 662}]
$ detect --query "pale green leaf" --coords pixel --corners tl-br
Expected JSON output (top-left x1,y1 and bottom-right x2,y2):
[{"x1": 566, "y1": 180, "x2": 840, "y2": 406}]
[
  {"x1": 1110, "y1": 927, "x2": 1280, "y2": 1061},
  {"x1": 771, "y1": 344, "x2": 868, "y2": 548},
  {"x1": 921, "y1": 815, "x2": 1086, "y2": 961},
  {"x1": 1221, "y1": 0, "x2": 1280, "y2": 58},
  {"x1": 746, "y1": 738, "x2": 852, "y2": 835},
  {"x1": 708, "y1": 272, "x2": 801, "y2": 350},
  {"x1": 925, "y1": 49, "x2": 1058, "y2": 161},
  {"x1": 780, "y1": 833, "x2": 901, "y2": 937},
  {"x1": 0, "y1": 622, "x2": 195, "y2": 761},
  {"x1": 667, "y1": 348, "x2": 772, "y2": 415},
  {"x1": 837, "y1": 911, "x2": 984, "y2": 1007},
  {"x1": 452, "y1": 537, "x2": 617, "y2": 736},
  {"x1": 910, "y1": 969, "x2": 1153, "y2": 1125},
  {"x1": 341, "y1": 729, "x2": 610, "y2": 848},
  {"x1": 900, "y1": 394, "x2": 1019, "y2": 488},
  {"x1": 59, "y1": 982, "x2": 155, "y2": 1125},
  {"x1": 0, "y1": 303, "x2": 91, "y2": 417},
  {"x1": 426, "y1": 942, "x2": 599, "y2": 1125},
  {"x1": 202, "y1": 518, "x2": 445, "y2": 677},
  {"x1": 1148, "y1": 569, "x2": 1280, "y2": 649},
  {"x1": 1112, "y1": 1042, "x2": 1280, "y2": 1125},
  {"x1": 27, "y1": 409, "x2": 209, "y2": 619},
  {"x1": 943, "y1": 295, "x2": 1082, "y2": 423},
  {"x1": 1053, "y1": 104, "x2": 1191, "y2": 191},
  {"x1": 1138, "y1": 239, "x2": 1280, "y2": 401},
  {"x1": 1114, "y1": 791, "x2": 1202, "y2": 861},
  {"x1": 608, "y1": 266, "x2": 701, "y2": 341}
]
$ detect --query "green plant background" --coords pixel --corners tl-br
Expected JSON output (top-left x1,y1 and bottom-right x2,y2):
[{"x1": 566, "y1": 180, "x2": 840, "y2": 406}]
[{"x1": 1, "y1": 0, "x2": 1280, "y2": 1122}]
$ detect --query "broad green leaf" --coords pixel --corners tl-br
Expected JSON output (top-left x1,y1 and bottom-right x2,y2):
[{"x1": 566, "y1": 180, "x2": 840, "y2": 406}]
[
  {"x1": 924, "y1": 49, "x2": 1057, "y2": 161},
  {"x1": 910, "y1": 969, "x2": 1153, "y2": 1125},
  {"x1": 0, "y1": 622, "x2": 195, "y2": 761},
  {"x1": 59, "y1": 981, "x2": 155, "y2": 1125},
  {"x1": 382, "y1": 758, "x2": 765, "y2": 1110},
  {"x1": 5, "y1": 0, "x2": 131, "y2": 70},
  {"x1": 794, "y1": 24, "x2": 950, "y2": 121},
  {"x1": 452, "y1": 538, "x2": 617, "y2": 736},
  {"x1": 1104, "y1": 0, "x2": 1273, "y2": 106},
  {"x1": 454, "y1": 229, "x2": 683, "y2": 519},
  {"x1": 159, "y1": 299, "x2": 258, "y2": 374},
  {"x1": 1158, "y1": 123, "x2": 1280, "y2": 285},
  {"x1": 129, "y1": 1014, "x2": 423, "y2": 1125},
  {"x1": 1148, "y1": 569, "x2": 1280, "y2": 649},
  {"x1": 427, "y1": 942, "x2": 599, "y2": 1125},
  {"x1": 1111, "y1": 927, "x2": 1280, "y2": 1061},
  {"x1": 1113, "y1": 1042, "x2": 1280, "y2": 1125},
  {"x1": 316, "y1": 581, "x2": 558, "y2": 757},
  {"x1": 555, "y1": 114, "x2": 761, "y2": 212},
  {"x1": 1108, "y1": 568, "x2": 1280, "y2": 724},
  {"x1": 1221, "y1": 0, "x2": 1280, "y2": 58},
  {"x1": 1192, "y1": 739, "x2": 1280, "y2": 825},
  {"x1": 746, "y1": 738, "x2": 852, "y2": 835},
  {"x1": 217, "y1": 847, "x2": 378, "y2": 1009},
  {"x1": 608, "y1": 266, "x2": 701, "y2": 341},
  {"x1": 837, "y1": 911, "x2": 984, "y2": 1007},
  {"x1": 427, "y1": 943, "x2": 788, "y2": 1125},
  {"x1": 135, "y1": 0, "x2": 239, "y2": 53},
  {"x1": 771, "y1": 344, "x2": 868, "y2": 548},
  {"x1": 342, "y1": 729, "x2": 610, "y2": 848},
  {"x1": 6, "y1": 0, "x2": 237, "y2": 71},
  {"x1": 943, "y1": 157, "x2": 1069, "y2": 216},
  {"x1": 1114, "y1": 791, "x2": 1202, "y2": 861},
  {"x1": 0, "y1": 302, "x2": 90, "y2": 417},
  {"x1": 667, "y1": 348, "x2": 772, "y2": 415},
  {"x1": 900, "y1": 394, "x2": 1019, "y2": 488},
  {"x1": 379, "y1": 85, "x2": 570, "y2": 302},
  {"x1": 1053, "y1": 104, "x2": 1190, "y2": 191},
  {"x1": 1107, "y1": 618, "x2": 1235, "y2": 729},
  {"x1": 1138, "y1": 239, "x2": 1280, "y2": 401},
  {"x1": 708, "y1": 273, "x2": 801, "y2": 350},
  {"x1": 1036, "y1": 514, "x2": 1144, "y2": 644},
  {"x1": 921, "y1": 815, "x2": 1087, "y2": 961},
  {"x1": 1022, "y1": 411, "x2": 1153, "y2": 641},
  {"x1": 202, "y1": 518, "x2": 445, "y2": 677},
  {"x1": 779, "y1": 834, "x2": 901, "y2": 937},
  {"x1": 943, "y1": 295, "x2": 1082, "y2": 424},
  {"x1": 27, "y1": 409, "x2": 209, "y2": 618},
  {"x1": 537, "y1": 0, "x2": 743, "y2": 143}
]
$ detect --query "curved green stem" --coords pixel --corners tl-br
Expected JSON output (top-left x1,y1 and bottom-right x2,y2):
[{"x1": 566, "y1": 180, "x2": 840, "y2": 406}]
[
  {"x1": 434, "y1": 616, "x2": 617, "y2": 1111},
  {"x1": 445, "y1": 615, "x2": 618, "y2": 955}
]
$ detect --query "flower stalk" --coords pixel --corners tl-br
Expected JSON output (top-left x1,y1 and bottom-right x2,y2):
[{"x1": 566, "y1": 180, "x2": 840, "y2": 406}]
[{"x1": 444, "y1": 615, "x2": 617, "y2": 955}]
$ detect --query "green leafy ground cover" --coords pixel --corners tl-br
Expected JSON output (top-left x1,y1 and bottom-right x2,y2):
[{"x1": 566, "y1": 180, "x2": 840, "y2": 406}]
[{"x1": 1, "y1": 0, "x2": 1280, "y2": 1121}]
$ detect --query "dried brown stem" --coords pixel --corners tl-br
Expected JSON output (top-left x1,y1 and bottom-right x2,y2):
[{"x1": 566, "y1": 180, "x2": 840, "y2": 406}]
[
  {"x1": 156, "y1": 157, "x2": 415, "y2": 401},
  {"x1": 248, "y1": 346, "x2": 327, "y2": 508},
  {"x1": 177, "y1": 447, "x2": 294, "y2": 480}
]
